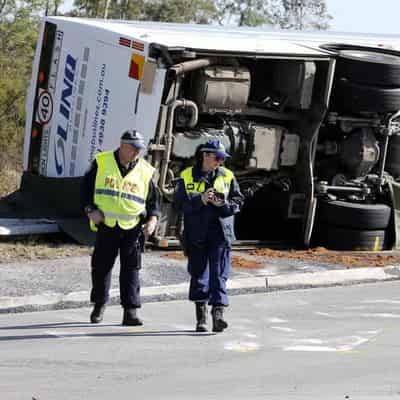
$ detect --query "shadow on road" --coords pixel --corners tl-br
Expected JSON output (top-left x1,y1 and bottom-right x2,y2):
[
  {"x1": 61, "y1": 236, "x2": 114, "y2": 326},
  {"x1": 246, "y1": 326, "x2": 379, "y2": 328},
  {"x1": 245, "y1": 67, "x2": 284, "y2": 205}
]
[
  {"x1": 0, "y1": 323, "x2": 216, "y2": 341},
  {"x1": 0, "y1": 322, "x2": 115, "y2": 330}
]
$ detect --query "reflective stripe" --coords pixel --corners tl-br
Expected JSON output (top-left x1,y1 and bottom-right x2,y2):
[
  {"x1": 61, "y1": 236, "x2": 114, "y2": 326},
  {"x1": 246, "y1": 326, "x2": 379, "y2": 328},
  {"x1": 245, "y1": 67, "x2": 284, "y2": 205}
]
[
  {"x1": 180, "y1": 167, "x2": 234, "y2": 195},
  {"x1": 121, "y1": 192, "x2": 145, "y2": 204},
  {"x1": 102, "y1": 211, "x2": 141, "y2": 220},
  {"x1": 95, "y1": 188, "x2": 146, "y2": 204},
  {"x1": 95, "y1": 188, "x2": 118, "y2": 197}
]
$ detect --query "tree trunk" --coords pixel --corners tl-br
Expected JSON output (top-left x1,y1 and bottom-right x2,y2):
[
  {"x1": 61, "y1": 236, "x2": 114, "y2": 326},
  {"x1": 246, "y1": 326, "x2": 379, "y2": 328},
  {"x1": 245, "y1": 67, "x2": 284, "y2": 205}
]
[{"x1": 103, "y1": 0, "x2": 110, "y2": 18}]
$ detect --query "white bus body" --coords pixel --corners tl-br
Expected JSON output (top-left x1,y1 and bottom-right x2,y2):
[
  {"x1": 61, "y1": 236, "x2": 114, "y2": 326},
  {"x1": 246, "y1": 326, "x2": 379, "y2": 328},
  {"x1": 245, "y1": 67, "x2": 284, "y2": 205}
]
[{"x1": 22, "y1": 17, "x2": 400, "y2": 249}]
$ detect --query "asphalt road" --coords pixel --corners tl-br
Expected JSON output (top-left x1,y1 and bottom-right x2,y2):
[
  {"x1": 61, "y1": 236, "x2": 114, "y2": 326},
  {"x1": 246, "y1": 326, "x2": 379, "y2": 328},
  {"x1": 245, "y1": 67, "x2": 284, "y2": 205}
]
[{"x1": 1, "y1": 281, "x2": 400, "y2": 399}]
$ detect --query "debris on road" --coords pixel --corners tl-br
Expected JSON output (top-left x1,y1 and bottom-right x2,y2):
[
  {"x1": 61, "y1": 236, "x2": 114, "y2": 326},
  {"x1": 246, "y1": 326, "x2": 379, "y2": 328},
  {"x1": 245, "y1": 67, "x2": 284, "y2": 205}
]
[
  {"x1": 249, "y1": 247, "x2": 400, "y2": 268},
  {"x1": 162, "y1": 251, "x2": 263, "y2": 269}
]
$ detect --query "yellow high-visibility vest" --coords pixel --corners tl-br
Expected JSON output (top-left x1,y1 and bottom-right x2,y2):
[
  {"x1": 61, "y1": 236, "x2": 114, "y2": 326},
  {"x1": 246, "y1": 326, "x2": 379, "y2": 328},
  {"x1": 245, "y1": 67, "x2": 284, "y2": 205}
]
[
  {"x1": 180, "y1": 166, "x2": 234, "y2": 197},
  {"x1": 90, "y1": 151, "x2": 155, "y2": 231}
]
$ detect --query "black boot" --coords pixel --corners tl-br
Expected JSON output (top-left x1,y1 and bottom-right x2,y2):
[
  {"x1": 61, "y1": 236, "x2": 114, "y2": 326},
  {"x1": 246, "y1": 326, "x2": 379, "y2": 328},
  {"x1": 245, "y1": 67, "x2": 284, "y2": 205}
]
[
  {"x1": 122, "y1": 308, "x2": 143, "y2": 326},
  {"x1": 211, "y1": 305, "x2": 228, "y2": 333},
  {"x1": 195, "y1": 302, "x2": 208, "y2": 332},
  {"x1": 90, "y1": 304, "x2": 105, "y2": 323}
]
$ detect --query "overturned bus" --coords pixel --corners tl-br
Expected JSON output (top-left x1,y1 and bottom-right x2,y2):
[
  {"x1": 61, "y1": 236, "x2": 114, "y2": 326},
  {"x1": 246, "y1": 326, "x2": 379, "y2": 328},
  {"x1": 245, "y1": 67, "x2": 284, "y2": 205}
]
[{"x1": 12, "y1": 17, "x2": 400, "y2": 249}]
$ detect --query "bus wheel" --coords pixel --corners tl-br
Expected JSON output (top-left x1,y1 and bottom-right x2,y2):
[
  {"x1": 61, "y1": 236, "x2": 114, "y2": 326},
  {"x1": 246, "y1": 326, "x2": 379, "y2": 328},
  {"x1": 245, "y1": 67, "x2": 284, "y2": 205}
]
[
  {"x1": 317, "y1": 200, "x2": 391, "y2": 230},
  {"x1": 386, "y1": 135, "x2": 400, "y2": 178},
  {"x1": 319, "y1": 226, "x2": 386, "y2": 251},
  {"x1": 336, "y1": 49, "x2": 400, "y2": 87},
  {"x1": 332, "y1": 79, "x2": 400, "y2": 113},
  {"x1": 321, "y1": 44, "x2": 400, "y2": 86}
]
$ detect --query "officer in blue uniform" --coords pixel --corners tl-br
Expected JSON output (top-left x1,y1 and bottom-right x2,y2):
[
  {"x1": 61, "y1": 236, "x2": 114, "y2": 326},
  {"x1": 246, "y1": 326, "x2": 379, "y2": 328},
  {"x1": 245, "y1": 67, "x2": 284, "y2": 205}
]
[
  {"x1": 81, "y1": 130, "x2": 160, "y2": 326},
  {"x1": 173, "y1": 139, "x2": 244, "y2": 332}
]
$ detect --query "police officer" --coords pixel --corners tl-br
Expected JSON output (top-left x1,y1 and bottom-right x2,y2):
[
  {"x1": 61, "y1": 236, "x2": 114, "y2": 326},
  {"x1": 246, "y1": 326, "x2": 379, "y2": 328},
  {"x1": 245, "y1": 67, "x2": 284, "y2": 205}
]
[
  {"x1": 81, "y1": 130, "x2": 159, "y2": 326},
  {"x1": 173, "y1": 139, "x2": 244, "y2": 332}
]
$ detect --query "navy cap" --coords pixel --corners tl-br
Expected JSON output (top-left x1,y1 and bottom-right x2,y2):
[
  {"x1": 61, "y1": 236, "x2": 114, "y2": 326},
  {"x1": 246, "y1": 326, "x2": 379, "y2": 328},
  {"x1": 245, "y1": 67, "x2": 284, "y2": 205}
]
[
  {"x1": 200, "y1": 139, "x2": 230, "y2": 159},
  {"x1": 121, "y1": 130, "x2": 145, "y2": 150}
]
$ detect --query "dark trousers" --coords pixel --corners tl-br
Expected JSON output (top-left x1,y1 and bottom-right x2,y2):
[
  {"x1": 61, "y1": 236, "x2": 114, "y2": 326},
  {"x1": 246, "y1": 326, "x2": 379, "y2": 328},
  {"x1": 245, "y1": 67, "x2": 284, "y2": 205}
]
[
  {"x1": 187, "y1": 229, "x2": 231, "y2": 306},
  {"x1": 90, "y1": 223, "x2": 142, "y2": 309}
]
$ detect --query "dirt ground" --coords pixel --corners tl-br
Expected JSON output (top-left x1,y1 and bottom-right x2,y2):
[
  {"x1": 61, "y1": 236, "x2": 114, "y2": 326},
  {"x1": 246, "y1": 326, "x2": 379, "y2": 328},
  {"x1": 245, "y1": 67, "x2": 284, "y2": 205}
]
[
  {"x1": 249, "y1": 247, "x2": 400, "y2": 268},
  {"x1": 0, "y1": 235, "x2": 91, "y2": 264},
  {"x1": 162, "y1": 248, "x2": 400, "y2": 269},
  {"x1": 162, "y1": 252, "x2": 263, "y2": 269}
]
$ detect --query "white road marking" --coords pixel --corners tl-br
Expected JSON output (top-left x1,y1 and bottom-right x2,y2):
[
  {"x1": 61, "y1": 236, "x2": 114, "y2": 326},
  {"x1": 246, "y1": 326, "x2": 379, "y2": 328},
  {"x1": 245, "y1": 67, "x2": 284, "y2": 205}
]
[
  {"x1": 284, "y1": 345, "x2": 337, "y2": 352},
  {"x1": 360, "y1": 313, "x2": 400, "y2": 318},
  {"x1": 268, "y1": 318, "x2": 288, "y2": 323},
  {"x1": 171, "y1": 324, "x2": 194, "y2": 330},
  {"x1": 359, "y1": 330, "x2": 382, "y2": 335},
  {"x1": 284, "y1": 335, "x2": 372, "y2": 352},
  {"x1": 297, "y1": 338, "x2": 324, "y2": 344},
  {"x1": 336, "y1": 337, "x2": 369, "y2": 352},
  {"x1": 44, "y1": 330, "x2": 89, "y2": 339},
  {"x1": 242, "y1": 333, "x2": 258, "y2": 338},
  {"x1": 361, "y1": 299, "x2": 400, "y2": 305},
  {"x1": 270, "y1": 326, "x2": 295, "y2": 332},
  {"x1": 314, "y1": 311, "x2": 334, "y2": 317},
  {"x1": 224, "y1": 341, "x2": 261, "y2": 352}
]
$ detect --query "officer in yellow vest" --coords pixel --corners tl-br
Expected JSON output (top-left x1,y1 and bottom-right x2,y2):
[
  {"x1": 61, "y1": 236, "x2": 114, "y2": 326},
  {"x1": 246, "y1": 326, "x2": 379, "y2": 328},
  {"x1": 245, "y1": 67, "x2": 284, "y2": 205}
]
[
  {"x1": 81, "y1": 130, "x2": 159, "y2": 326},
  {"x1": 173, "y1": 139, "x2": 244, "y2": 332}
]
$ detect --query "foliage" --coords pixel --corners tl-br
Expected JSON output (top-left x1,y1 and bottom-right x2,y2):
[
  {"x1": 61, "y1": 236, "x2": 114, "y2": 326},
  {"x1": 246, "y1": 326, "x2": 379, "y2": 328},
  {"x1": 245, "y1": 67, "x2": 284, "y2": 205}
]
[
  {"x1": 271, "y1": 0, "x2": 332, "y2": 30},
  {"x1": 71, "y1": 0, "x2": 330, "y2": 27},
  {"x1": 71, "y1": 0, "x2": 217, "y2": 22},
  {"x1": 142, "y1": 0, "x2": 217, "y2": 24},
  {"x1": 215, "y1": 0, "x2": 274, "y2": 26},
  {"x1": 0, "y1": 1, "x2": 46, "y2": 195}
]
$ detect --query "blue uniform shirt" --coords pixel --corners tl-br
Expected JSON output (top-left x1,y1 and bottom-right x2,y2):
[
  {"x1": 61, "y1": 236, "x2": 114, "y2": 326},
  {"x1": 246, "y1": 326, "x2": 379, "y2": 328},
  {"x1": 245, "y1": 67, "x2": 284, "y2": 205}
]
[{"x1": 173, "y1": 165, "x2": 244, "y2": 246}]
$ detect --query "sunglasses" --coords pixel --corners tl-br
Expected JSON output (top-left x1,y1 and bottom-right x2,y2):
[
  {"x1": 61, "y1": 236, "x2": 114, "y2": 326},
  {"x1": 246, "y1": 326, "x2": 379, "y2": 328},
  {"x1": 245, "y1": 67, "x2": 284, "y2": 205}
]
[{"x1": 204, "y1": 151, "x2": 226, "y2": 162}]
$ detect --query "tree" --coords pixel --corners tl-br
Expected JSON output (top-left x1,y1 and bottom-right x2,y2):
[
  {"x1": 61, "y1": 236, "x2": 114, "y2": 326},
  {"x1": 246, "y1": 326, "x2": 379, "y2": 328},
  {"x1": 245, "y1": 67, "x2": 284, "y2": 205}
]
[
  {"x1": 104, "y1": 0, "x2": 145, "y2": 20},
  {"x1": 75, "y1": 0, "x2": 218, "y2": 23},
  {"x1": 0, "y1": 1, "x2": 45, "y2": 156},
  {"x1": 0, "y1": 0, "x2": 50, "y2": 194},
  {"x1": 71, "y1": 0, "x2": 106, "y2": 18},
  {"x1": 143, "y1": 0, "x2": 217, "y2": 24},
  {"x1": 271, "y1": 0, "x2": 332, "y2": 30},
  {"x1": 215, "y1": 0, "x2": 273, "y2": 26}
]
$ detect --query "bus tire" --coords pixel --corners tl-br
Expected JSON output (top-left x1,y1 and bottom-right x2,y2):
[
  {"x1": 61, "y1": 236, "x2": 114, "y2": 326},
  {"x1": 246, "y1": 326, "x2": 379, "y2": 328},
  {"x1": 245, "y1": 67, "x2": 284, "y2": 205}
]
[
  {"x1": 320, "y1": 226, "x2": 386, "y2": 251},
  {"x1": 336, "y1": 49, "x2": 400, "y2": 86},
  {"x1": 318, "y1": 200, "x2": 391, "y2": 230},
  {"x1": 332, "y1": 79, "x2": 400, "y2": 113},
  {"x1": 386, "y1": 135, "x2": 400, "y2": 178}
]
